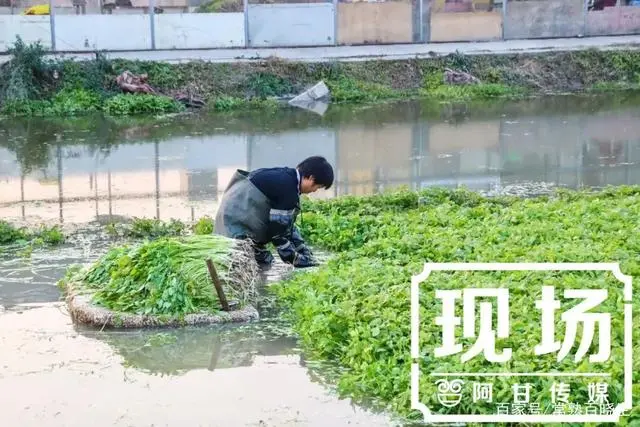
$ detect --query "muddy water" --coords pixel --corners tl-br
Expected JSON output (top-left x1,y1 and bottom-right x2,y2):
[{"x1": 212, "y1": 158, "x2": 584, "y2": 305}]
[
  {"x1": 0, "y1": 254, "x2": 381, "y2": 427},
  {"x1": 0, "y1": 305, "x2": 390, "y2": 427},
  {"x1": 2, "y1": 93, "x2": 640, "y2": 426},
  {"x1": 0, "y1": 225, "x2": 109, "y2": 308}
]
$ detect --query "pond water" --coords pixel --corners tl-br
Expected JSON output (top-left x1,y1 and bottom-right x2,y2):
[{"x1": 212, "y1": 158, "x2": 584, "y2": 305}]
[{"x1": 2, "y1": 93, "x2": 640, "y2": 426}]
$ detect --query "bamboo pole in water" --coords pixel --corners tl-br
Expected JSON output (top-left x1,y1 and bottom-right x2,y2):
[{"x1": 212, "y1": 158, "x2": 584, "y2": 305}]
[{"x1": 206, "y1": 259, "x2": 230, "y2": 312}]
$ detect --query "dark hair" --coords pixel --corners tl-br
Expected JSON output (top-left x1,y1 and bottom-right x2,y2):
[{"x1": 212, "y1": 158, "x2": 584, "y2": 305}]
[{"x1": 297, "y1": 156, "x2": 334, "y2": 189}]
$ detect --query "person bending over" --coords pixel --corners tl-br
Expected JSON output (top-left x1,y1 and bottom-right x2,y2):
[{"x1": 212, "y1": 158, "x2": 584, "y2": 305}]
[{"x1": 214, "y1": 156, "x2": 334, "y2": 268}]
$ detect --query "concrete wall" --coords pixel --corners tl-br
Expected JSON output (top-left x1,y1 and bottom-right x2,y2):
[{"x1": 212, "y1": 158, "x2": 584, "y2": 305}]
[
  {"x1": 248, "y1": 3, "x2": 334, "y2": 47},
  {"x1": 586, "y1": 6, "x2": 640, "y2": 37},
  {"x1": 0, "y1": 16, "x2": 51, "y2": 51},
  {"x1": 54, "y1": 15, "x2": 151, "y2": 51},
  {"x1": 430, "y1": 11, "x2": 502, "y2": 42},
  {"x1": 504, "y1": 0, "x2": 584, "y2": 39},
  {"x1": 337, "y1": 1, "x2": 413, "y2": 45},
  {"x1": 155, "y1": 13, "x2": 245, "y2": 49}
]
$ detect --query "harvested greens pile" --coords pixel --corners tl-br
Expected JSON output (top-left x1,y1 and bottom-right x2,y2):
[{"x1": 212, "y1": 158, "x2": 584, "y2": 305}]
[
  {"x1": 64, "y1": 234, "x2": 258, "y2": 316},
  {"x1": 274, "y1": 186, "x2": 640, "y2": 425}
]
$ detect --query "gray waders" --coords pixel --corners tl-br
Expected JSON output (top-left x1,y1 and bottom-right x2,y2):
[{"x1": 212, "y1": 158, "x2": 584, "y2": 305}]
[{"x1": 214, "y1": 170, "x2": 275, "y2": 265}]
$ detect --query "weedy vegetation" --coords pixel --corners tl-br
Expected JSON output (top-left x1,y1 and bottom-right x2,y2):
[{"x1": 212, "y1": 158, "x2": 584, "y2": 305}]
[
  {"x1": 4, "y1": 37, "x2": 640, "y2": 116},
  {"x1": 105, "y1": 217, "x2": 216, "y2": 240},
  {"x1": 193, "y1": 216, "x2": 214, "y2": 235},
  {"x1": 195, "y1": 0, "x2": 242, "y2": 12},
  {"x1": 272, "y1": 186, "x2": 640, "y2": 425},
  {"x1": 0, "y1": 37, "x2": 184, "y2": 117},
  {"x1": 105, "y1": 218, "x2": 187, "y2": 240},
  {"x1": 0, "y1": 220, "x2": 65, "y2": 254}
]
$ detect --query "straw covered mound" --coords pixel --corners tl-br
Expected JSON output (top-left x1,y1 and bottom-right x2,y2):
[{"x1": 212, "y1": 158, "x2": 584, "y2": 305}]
[{"x1": 62, "y1": 234, "x2": 261, "y2": 328}]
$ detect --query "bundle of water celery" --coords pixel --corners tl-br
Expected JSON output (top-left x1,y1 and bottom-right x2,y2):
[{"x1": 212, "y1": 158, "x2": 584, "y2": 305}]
[{"x1": 68, "y1": 234, "x2": 258, "y2": 316}]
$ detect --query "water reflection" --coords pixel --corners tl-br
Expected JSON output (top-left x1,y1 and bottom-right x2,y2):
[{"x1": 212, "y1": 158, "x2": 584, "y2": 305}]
[
  {"x1": 79, "y1": 324, "x2": 299, "y2": 376},
  {"x1": 2, "y1": 94, "x2": 640, "y2": 224},
  {"x1": 0, "y1": 304, "x2": 391, "y2": 426}
]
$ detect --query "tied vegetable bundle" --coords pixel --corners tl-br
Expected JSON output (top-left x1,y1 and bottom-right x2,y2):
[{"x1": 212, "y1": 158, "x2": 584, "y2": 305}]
[{"x1": 71, "y1": 234, "x2": 258, "y2": 316}]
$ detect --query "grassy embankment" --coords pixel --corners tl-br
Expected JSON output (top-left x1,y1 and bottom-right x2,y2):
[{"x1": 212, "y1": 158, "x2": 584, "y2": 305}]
[
  {"x1": 2, "y1": 36, "x2": 640, "y2": 117},
  {"x1": 270, "y1": 186, "x2": 640, "y2": 426}
]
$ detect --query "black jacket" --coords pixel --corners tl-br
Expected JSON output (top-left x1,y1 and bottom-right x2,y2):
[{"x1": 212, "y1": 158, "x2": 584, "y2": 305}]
[
  {"x1": 214, "y1": 167, "x2": 301, "y2": 244},
  {"x1": 249, "y1": 167, "x2": 301, "y2": 245}
]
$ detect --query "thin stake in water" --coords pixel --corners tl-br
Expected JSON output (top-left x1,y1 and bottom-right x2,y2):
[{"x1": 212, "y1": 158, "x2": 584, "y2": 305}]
[
  {"x1": 208, "y1": 335, "x2": 223, "y2": 372},
  {"x1": 206, "y1": 258, "x2": 230, "y2": 311}
]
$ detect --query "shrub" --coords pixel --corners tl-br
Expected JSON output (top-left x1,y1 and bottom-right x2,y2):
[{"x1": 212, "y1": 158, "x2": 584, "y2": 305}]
[{"x1": 103, "y1": 94, "x2": 185, "y2": 116}]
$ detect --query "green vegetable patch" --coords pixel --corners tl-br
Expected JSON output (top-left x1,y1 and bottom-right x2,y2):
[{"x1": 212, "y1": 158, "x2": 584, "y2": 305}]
[
  {"x1": 61, "y1": 234, "x2": 259, "y2": 319},
  {"x1": 273, "y1": 186, "x2": 640, "y2": 425}
]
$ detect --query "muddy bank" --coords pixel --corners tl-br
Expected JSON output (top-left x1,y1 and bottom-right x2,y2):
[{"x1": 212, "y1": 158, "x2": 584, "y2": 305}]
[{"x1": 3, "y1": 43, "x2": 640, "y2": 117}]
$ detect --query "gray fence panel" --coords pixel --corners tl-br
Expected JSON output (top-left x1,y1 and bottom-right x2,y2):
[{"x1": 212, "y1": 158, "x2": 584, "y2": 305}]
[
  {"x1": 586, "y1": 4, "x2": 640, "y2": 37},
  {"x1": 504, "y1": 0, "x2": 584, "y2": 39},
  {"x1": 248, "y1": 3, "x2": 335, "y2": 47}
]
